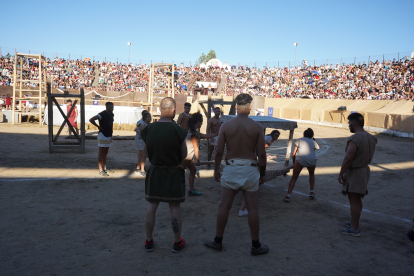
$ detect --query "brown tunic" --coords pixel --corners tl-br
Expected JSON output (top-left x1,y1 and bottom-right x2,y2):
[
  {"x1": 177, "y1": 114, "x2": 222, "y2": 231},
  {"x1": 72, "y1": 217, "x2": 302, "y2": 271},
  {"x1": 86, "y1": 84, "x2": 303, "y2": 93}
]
[
  {"x1": 179, "y1": 112, "x2": 192, "y2": 130},
  {"x1": 342, "y1": 131, "x2": 377, "y2": 196}
]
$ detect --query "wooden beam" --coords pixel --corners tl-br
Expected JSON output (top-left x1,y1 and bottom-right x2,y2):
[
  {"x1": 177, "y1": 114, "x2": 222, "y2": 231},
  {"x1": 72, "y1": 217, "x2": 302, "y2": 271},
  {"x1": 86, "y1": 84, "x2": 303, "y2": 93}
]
[
  {"x1": 16, "y1": 53, "x2": 45, "y2": 58},
  {"x1": 199, "y1": 103, "x2": 208, "y2": 117},
  {"x1": 54, "y1": 99, "x2": 78, "y2": 142},
  {"x1": 12, "y1": 51, "x2": 17, "y2": 125},
  {"x1": 47, "y1": 78, "x2": 53, "y2": 153},
  {"x1": 15, "y1": 79, "x2": 41, "y2": 83},
  {"x1": 52, "y1": 97, "x2": 81, "y2": 143},
  {"x1": 80, "y1": 88, "x2": 85, "y2": 153}
]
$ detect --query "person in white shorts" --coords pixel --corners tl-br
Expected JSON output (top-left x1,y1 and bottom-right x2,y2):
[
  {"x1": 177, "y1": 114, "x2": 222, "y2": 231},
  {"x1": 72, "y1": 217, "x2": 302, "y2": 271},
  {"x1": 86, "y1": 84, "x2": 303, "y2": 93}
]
[
  {"x1": 135, "y1": 111, "x2": 151, "y2": 176},
  {"x1": 284, "y1": 128, "x2": 319, "y2": 202},
  {"x1": 89, "y1": 102, "x2": 115, "y2": 177}
]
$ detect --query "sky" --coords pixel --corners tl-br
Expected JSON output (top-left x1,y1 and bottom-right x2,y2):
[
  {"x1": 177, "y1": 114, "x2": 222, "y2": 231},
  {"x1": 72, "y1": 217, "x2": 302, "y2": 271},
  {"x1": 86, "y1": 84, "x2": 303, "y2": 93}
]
[{"x1": 2, "y1": 0, "x2": 414, "y2": 66}]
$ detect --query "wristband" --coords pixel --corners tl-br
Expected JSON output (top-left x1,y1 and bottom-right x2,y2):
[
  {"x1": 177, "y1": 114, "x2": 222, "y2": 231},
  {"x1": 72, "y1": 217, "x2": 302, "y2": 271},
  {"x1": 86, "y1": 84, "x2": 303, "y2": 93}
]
[{"x1": 260, "y1": 165, "x2": 266, "y2": 177}]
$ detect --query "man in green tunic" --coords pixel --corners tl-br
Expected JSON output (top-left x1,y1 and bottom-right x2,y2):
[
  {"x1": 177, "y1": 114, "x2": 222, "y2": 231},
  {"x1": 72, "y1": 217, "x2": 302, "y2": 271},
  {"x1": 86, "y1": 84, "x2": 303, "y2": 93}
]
[{"x1": 141, "y1": 97, "x2": 188, "y2": 253}]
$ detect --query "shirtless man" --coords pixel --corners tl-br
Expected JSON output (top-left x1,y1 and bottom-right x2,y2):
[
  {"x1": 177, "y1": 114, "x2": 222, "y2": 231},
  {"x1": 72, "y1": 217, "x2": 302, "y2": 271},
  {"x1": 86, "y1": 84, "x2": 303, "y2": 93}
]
[
  {"x1": 204, "y1": 94, "x2": 269, "y2": 256},
  {"x1": 206, "y1": 107, "x2": 222, "y2": 161},
  {"x1": 176, "y1": 102, "x2": 192, "y2": 130}
]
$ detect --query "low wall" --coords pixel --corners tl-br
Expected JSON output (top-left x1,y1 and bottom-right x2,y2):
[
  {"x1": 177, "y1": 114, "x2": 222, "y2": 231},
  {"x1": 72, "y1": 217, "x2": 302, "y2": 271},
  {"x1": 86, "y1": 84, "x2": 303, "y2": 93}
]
[{"x1": 265, "y1": 98, "x2": 414, "y2": 134}]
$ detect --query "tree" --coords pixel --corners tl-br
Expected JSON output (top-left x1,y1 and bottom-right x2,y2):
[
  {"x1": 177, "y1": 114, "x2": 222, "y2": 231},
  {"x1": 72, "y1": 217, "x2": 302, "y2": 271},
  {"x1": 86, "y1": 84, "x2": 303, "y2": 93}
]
[{"x1": 196, "y1": 50, "x2": 217, "y2": 65}]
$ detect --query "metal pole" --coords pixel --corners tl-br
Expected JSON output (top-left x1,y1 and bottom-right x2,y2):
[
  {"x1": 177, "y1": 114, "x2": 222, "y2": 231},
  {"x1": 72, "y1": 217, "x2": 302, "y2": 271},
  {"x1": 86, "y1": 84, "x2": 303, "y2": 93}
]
[
  {"x1": 128, "y1": 45, "x2": 130, "y2": 64},
  {"x1": 81, "y1": 55, "x2": 82, "y2": 60},
  {"x1": 69, "y1": 54, "x2": 70, "y2": 60},
  {"x1": 314, "y1": 60, "x2": 315, "y2": 66},
  {"x1": 340, "y1": 58, "x2": 342, "y2": 66},
  {"x1": 294, "y1": 45, "x2": 297, "y2": 67},
  {"x1": 266, "y1": 62, "x2": 267, "y2": 68},
  {"x1": 255, "y1": 62, "x2": 256, "y2": 68},
  {"x1": 289, "y1": 61, "x2": 290, "y2": 70},
  {"x1": 383, "y1": 54, "x2": 384, "y2": 62},
  {"x1": 368, "y1": 56, "x2": 370, "y2": 65},
  {"x1": 278, "y1": 61, "x2": 279, "y2": 68},
  {"x1": 398, "y1": 52, "x2": 400, "y2": 61},
  {"x1": 29, "y1": 50, "x2": 30, "y2": 54}
]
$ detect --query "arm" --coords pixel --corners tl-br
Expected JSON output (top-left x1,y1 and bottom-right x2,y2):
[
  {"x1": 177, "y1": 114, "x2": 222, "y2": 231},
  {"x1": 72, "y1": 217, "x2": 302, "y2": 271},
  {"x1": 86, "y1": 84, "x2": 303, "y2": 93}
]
[
  {"x1": 176, "y1": 114, "x2": 183, "y2": 125},
  {"x1": 214, "y1": 127, "x2": 226, "y2": 182},
  {"x1": 89, "y1": 115, "x2": 103, "y2": 132},
  {"x1": 191, "y1": 135, "x2": 200, "y2": 165},
  {"x1": 199, "y1": 132, "x2": 218, "y2": 139},
  {"x1": 338, "y1": 141, "x2": 357, "y2": 184},
  {"x1": 256, "y1": 129, "x2": 266, "y2": 185}
]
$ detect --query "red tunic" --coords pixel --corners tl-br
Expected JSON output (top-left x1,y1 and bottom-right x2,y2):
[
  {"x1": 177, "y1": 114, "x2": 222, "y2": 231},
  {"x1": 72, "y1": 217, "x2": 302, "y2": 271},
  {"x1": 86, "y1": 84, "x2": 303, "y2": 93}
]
[{"x1": 67, "y1": 105, "x2": 77, "y2": 128}]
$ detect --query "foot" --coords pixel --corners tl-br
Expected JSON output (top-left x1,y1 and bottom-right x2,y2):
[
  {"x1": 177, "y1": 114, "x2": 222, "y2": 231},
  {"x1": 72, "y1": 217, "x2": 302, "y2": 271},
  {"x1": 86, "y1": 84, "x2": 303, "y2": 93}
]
[
  {"x1": 141, "y1": 171, "x2": 147, "y2": 177},
  {"x1": 145, "y1": 239, "x2": 154, "y2": 252},
  {"x1": 188, "y1": 190, "x2": 201, "y2": 196},
  {"x1": 283, "y1": 195, "x2": 290, "y2": 202},
  {"x1": 251, "y1": 244, "x2": 269, "y2": 256},
  {"x1": 99, "y1": 171, "x2": 109, "y2": 177},
  {"x1": 105, "y1": 169, "x2": 115, "y2": 174},
  {"x1": 238, "y1": 209, "x2": 248, "y2": 217},
  {"x1": 204, "y1": 239, "x2": 223, "y2": 251},
  {"x1": 135, "y1": 169, "x2": 141, "y2": 174},
  {"x1": 309, "y1": 191, "x2": 315, "y2": 199},
  {"x1": 344, "y1": 221, "x2": 351, "y2": 227},
  {"x1": 172, "y1": 237, "x2": 186, "y2": 253},
  {"x1": 340, "y1": 227, "x2": 361, "y2": 237}
]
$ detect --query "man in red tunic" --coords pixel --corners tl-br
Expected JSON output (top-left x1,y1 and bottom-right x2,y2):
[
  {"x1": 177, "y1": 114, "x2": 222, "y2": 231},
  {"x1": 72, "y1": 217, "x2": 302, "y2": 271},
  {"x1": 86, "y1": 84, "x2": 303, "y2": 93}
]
[{"x1": 66, "y1": 99, "x2": 79, "y2": 135}]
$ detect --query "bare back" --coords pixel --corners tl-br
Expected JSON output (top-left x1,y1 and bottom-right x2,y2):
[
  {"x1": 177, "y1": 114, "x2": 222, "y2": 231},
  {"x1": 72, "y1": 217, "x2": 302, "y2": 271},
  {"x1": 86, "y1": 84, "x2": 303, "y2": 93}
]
[{"x1": 220, "y1": 116, "x2": 264, "y2": 161}]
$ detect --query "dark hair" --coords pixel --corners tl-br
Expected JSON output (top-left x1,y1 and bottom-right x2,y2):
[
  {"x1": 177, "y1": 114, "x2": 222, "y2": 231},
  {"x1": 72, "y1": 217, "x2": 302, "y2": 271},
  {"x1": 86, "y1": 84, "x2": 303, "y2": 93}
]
[
  {"x1": 105, "y1": 102, "x2": 114, "y2": 107},
  {"x1": 304, "y1": 128, "x2": 314, "y2": 139},
  {"x1": 214, "y1": 106, "x2": 220, "y2": 110},
  {"x1": 235, "y1": 94, "x2": 253, "y2": 106},
  {"x1": 188, "y1": 112, "x2": 203, "y2": 133},
  {"x1": 184, "y1": 102, "x2": 191, "y2": 108},
  {"x1": 142, "y1": 112, "x2": 151, "y2": 121},
  {"x1": 348, "y1": 113, "x2": 364, "y2": 127},
  {"x1": 270, "y1": 130, "x2": 280, "y2": 139},
  {"x1": 141, "y1": 110, "x2": 149, "y2": 116},
  {"x1": 67, "y1": 99, "x2": 72, "y2": 103}
]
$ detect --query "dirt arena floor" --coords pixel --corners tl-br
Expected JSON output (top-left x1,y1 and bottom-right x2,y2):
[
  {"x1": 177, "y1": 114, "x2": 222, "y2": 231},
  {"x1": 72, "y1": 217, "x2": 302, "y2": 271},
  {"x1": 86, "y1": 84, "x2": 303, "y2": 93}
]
[{"x1": 0, "y1": 121, "x2": 413, "y2": 276}]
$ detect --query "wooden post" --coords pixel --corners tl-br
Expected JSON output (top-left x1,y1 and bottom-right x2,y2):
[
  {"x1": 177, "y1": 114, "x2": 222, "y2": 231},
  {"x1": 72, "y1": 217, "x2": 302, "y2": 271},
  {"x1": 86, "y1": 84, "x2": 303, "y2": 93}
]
[
  {"x1": 80, "y1": 87, "x2": 85, "y2": 153},
  {"x1": 171, "y1": 64, "x2": 174, "y2": 99},
  {"x1": 39, "y1": 54, "x2": 42, "y2": 125},
  {"x1": 19, "y1": 55, "x2": 23, "y2": 123},
  {"x1": 47, "y1": 77, "x2": 53, "y2": 153},
  {"x1": 12, "y1": 51, "x2": 17, "y2": 124},
  {"x1": 284, "y1": 129, "x2": 294, "y2": 166},
  {"x1": 197, "y1": 91, "x2": 201, "y2": 113}
]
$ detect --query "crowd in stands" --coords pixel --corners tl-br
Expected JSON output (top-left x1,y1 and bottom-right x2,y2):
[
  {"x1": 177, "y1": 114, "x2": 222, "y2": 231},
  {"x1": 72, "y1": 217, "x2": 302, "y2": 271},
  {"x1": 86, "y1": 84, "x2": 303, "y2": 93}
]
[{"x1": 1, "y1": 52, "x2": 413, "y2": 101}]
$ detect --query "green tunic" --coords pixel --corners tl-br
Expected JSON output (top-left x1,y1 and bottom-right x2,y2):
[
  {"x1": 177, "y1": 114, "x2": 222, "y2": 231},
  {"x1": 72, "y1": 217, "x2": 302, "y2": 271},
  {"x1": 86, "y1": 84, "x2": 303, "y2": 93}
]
[{"x1": 141, "y1": 122, "x2": 188, "y2": 203}]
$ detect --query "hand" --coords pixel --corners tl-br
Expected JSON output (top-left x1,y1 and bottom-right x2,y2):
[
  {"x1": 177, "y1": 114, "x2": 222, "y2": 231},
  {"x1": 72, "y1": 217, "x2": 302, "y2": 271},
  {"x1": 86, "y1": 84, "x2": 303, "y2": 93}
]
[
  {"x1": 259, "y1": 176, "x2": 265, "y2": 185},
  {"x1": 195, "y1": 159, "x2": 201, "y2": 166},
  {"x1": 98, "y1": 126, "x2": 104, "y2": 132},
  {"x1": 338, "y1": 174, "x2": 344, "y2": 184},
  {"x1": 214, "y1": 170, "x2": 221, "y2": 182}
]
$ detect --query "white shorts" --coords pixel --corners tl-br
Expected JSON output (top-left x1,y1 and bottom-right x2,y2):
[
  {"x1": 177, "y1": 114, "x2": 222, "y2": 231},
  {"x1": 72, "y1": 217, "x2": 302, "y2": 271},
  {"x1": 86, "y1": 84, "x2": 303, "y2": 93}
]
[
  {"x1": 209, "y1": 137, "x2": 217, "y2": 146},
  {"x1": 221, "y1": 159, "x2": 260, "y2": 192},
  {"x1": 98, "y1": 132, "x2": 113, "y2": 148},
  {"x1": 135, "y1": 137, "x2": 145, "y2": 151}
]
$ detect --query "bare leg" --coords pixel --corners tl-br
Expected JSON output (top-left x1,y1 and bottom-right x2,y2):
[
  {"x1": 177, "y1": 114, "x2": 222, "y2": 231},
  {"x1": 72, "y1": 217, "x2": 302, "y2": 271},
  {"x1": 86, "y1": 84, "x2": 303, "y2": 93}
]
[
  {"x1": 208, "y1": 145, "x2": 214, "y2": 161},
  {"x1": 307, "y1": 166, "x2": 316, "y2": 190},
  {"x1": 240, "y1": 198, "x2": 246, "y2": 211},
  {"x1": 98, "y1": 147, "x2": 104, "y2": 171},
  {"x1": 287, "y1": 161, "x2": 304, "y2": 194},
  {"x1": 216, "y1": 187, "x2": 239, "y2": 238},
  {"x1": 348, "y1": 192, "x2": 363, "y2": 230},
  {"x1": 188, "y1": 163, "x2": 196, "y2": 191},
  {"x1": 139, "y1": 150, "x2": 146, "y2": 172},
  {"x1": 169, "y1": 203, "x2": 182, "y2": 242},
  {"x1": 145, "y1": 202, "x2": 160, "y2": 241},
  {"x1": 136, "y1": 151, "x2": 142, "y2": 170},
  {"x1": 243, "y1": 190, "x2": 260, "y2": 240},
  {"x1": 102, "y1": 147, "x2": 109, "y2": 170}
]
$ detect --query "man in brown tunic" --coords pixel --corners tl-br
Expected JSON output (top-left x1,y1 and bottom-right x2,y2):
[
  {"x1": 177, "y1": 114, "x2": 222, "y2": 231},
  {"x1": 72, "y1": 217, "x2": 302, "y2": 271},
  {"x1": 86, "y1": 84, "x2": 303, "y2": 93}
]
[{"x1": 338, "y1": 113, "x2": 377, "y2": 237}]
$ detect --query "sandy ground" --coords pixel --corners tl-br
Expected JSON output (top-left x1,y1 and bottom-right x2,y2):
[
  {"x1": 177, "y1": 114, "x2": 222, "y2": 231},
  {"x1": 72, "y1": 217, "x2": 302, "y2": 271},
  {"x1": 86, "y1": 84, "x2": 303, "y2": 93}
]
[{"x1": 0, "y1": 121, "x2": 414, "y2": 276}]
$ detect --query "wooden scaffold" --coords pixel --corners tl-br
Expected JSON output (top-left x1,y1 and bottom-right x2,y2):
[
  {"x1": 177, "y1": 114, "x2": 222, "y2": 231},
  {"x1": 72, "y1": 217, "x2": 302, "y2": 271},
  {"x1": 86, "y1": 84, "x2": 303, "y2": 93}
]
[
  {"x1": 46, "y1": 77, "x2": 86, "y2": 153},
  {"x1": 148, "y1": 63, "x2": 175, "y2": 121},
  {"x1": 12, "y1": 52, "x2": 47, "y2": 125}
]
